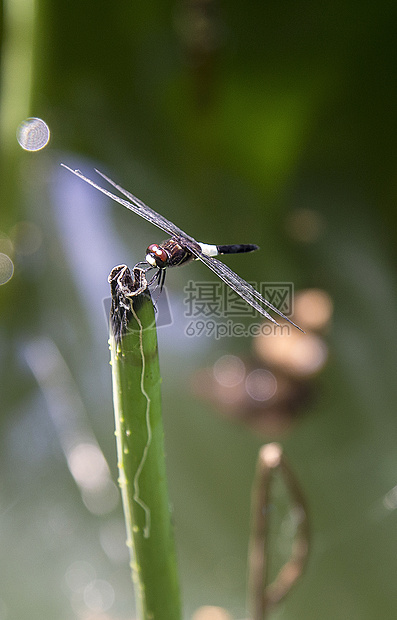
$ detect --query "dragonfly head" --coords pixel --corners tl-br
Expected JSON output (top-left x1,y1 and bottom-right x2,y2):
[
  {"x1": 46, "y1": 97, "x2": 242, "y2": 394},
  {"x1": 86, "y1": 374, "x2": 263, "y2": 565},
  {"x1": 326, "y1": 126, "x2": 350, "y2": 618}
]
[{"x1": 146, "y1": 243, "x2": 169, "y2": 268}]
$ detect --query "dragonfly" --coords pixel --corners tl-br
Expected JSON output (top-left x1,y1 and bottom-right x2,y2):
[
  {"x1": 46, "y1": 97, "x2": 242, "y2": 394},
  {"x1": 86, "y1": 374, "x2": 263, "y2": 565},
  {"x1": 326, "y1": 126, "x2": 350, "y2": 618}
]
[{"x1": 61, "y1": 164, "x2": 302, "y2": 331}]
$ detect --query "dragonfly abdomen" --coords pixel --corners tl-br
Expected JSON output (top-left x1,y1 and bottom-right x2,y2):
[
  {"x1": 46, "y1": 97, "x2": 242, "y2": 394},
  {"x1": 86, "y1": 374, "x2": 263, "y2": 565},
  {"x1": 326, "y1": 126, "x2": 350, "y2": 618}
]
[{"x1": 216, "y1": 244, "x2": 259, "y2": 254}]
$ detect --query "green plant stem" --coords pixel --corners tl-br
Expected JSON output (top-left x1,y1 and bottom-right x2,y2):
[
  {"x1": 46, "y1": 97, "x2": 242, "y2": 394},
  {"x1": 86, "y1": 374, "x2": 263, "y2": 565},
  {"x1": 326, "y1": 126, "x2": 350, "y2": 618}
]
[{"x1": 109, "y1": 265, "x2": 181, "y2": 620}]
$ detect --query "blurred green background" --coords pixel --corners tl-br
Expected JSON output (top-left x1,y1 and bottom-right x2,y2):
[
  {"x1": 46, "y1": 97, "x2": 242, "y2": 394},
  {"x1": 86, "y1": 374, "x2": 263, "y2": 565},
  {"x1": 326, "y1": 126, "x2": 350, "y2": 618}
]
[{"x1": 1, "y1": 1, "x2": 397, "y2": 619}]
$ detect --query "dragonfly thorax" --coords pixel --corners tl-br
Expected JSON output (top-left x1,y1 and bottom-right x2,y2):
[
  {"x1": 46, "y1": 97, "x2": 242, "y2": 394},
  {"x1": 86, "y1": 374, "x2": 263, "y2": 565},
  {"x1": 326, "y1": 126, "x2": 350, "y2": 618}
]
[{"x1": 146, "y1": 238, "x2": 195, "y2": 269}]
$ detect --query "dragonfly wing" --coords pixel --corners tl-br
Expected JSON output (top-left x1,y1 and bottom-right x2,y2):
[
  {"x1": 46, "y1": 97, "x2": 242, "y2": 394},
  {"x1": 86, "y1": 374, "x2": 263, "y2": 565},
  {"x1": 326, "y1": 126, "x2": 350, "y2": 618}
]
[
  {"x1": 94, "y1": 169, "x2": 199, "y2": 244},
  {"x1": 61, "y1": 165, "x2": 198, "y2": 243},
  {"x1": 193, "y1": 251, "x2": 303, "y2": 331}
]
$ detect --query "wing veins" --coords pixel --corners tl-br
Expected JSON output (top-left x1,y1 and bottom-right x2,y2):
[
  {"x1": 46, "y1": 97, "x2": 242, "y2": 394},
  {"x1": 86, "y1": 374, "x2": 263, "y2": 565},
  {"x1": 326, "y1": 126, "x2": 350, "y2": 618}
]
[
  {"x1": 61, "y1": 165, "x2": 198, "y2": 242},
  {"x1": 94, "y1": 169, "x2": 199, "y2": 243},
  {"x1": 192, "y1": 251, "x2": 302, "y2": 330}
]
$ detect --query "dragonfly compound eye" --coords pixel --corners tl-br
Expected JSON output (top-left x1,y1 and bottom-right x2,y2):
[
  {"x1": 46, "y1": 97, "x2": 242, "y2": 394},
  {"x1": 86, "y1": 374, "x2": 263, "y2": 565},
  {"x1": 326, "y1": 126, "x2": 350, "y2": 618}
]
[{"x1": 146, "y1": 243, "x2": 169, "y2": 268}]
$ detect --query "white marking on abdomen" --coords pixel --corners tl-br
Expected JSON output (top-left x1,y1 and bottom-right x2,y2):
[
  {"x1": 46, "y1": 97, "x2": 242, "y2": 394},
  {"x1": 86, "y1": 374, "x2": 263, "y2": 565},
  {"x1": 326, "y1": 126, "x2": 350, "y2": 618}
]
[{"x1": 198, "y1": 242, "x2": 218, "y2": 257}]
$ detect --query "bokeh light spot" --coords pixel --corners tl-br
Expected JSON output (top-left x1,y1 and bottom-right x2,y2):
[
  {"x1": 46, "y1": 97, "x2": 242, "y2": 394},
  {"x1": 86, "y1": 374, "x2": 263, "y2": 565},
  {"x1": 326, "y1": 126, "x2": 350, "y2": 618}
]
[
  {"x1": 17, "y1": 117, "x2": 50, "y2": 151},
  {"x1": 245, "y1": 368, "x2": 277, "y2": 401},
  {"x1": 68, "y1": 443, "x2": 109, "y2": 491},
  {"x1": 83, "y1": 579, "x2": 115, "y2": 612},
  {"x1": 286, "y1": 207, "x2": 325, "y2": 243},
  {"x1": 255, "y1": 329, "x2": 328, "y2": 377},
  {"x1": 0, "y1": 253, "x2": 14, "y2": 284},
  {"x1": 192, "y1": 606, "x2": 233, "y2": 620},
  {"x1": 213, "y1": 354, "x2": 245, "y2": 387},
  {"x1": 287, "y1": 333, "x2": 328, "y2": 375},
  {"x1": 294, "y1": 288, "x2": 333, "y2": 331}
]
